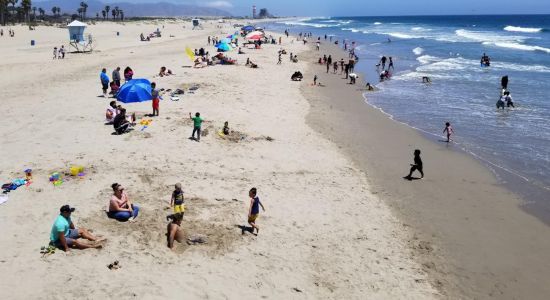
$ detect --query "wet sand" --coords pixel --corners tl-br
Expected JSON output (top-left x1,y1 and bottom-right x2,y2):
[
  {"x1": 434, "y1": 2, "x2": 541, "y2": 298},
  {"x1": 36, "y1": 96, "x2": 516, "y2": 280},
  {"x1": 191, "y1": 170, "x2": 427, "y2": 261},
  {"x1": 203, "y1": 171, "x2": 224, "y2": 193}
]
[{"x1": 300, "y1": 41, "x2": 550, "y2": 299}]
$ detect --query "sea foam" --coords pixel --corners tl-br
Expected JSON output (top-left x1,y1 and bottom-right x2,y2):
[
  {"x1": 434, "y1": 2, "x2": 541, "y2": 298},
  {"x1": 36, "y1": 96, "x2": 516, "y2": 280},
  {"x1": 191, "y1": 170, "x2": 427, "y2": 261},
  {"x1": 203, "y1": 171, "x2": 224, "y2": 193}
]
[
  {"x1": 504, "y1": 26, "x2": 544, "y2": 33},
  {"x1": 413, "y1": 47, "x2": 424, "y2": 55}
]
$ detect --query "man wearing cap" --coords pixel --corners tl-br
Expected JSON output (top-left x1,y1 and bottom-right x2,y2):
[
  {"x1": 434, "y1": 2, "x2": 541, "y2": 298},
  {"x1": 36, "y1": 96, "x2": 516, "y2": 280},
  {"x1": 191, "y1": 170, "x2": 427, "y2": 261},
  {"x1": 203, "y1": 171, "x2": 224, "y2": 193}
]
[{"x1": 50, "y1": 205, "x2": 104, "y2": 251}]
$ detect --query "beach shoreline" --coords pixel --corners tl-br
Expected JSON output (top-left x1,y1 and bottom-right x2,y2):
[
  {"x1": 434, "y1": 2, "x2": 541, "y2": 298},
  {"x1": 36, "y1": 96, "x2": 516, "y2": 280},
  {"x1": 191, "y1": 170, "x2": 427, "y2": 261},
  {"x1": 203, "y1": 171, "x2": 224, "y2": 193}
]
[
  {"x1": 299, "y1": 39, "x2": 550, "y2": 299},
  {"x1": 0, "y1": 21, "x2": 437, "y2": 299}
]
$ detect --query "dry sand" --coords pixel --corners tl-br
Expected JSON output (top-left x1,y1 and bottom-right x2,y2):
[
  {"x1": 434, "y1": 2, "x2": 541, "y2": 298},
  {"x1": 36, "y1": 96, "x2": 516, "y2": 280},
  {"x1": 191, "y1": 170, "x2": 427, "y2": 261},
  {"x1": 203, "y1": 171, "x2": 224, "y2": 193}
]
[
  {"x1": 303, "y1": 41, "x2": 550, "y2": 299},
  {"x1": 0, "y1": 21, "x2": 437, "y2": 299}
]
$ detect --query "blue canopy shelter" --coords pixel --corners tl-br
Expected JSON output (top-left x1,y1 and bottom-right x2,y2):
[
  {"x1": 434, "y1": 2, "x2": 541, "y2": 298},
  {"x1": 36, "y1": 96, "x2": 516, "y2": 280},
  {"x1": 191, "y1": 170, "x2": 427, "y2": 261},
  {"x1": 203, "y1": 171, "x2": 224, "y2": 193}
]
[
  {"x1": 117, "y1": 79, "x2": 153, "y2": 103},
  {"x1": 241, "y1": 25, "x2": 254, "y2": 32},
  {"x1": 67, "y1": 20, "x2": 94, "y2": 52},
  {"x1": 215, "y1": 42, "x2": 232, "y2": 52}
]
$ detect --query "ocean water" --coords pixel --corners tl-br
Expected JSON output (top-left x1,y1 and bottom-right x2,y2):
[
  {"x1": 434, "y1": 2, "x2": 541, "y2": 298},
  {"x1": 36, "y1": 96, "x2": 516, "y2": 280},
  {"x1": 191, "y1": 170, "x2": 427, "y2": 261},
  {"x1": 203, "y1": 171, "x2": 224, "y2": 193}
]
[{"x1": 263, "y1": 15, "x2": 550, "y2": 220}]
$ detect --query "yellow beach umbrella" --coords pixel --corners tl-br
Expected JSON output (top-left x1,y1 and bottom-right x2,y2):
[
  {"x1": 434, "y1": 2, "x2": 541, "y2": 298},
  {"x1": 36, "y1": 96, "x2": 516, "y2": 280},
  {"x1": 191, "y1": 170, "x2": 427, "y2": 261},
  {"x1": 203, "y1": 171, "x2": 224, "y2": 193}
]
[{"x1": 185, "y1": 47, "x2": 195, "y2": 62}]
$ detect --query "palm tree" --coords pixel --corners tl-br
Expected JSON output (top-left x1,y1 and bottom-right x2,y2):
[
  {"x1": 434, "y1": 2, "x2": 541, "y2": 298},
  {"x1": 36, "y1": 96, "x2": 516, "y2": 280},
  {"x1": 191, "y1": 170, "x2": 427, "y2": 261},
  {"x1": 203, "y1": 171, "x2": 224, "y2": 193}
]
[
  {"x1": 104, "y1": 5, "x2": 109, "y2": 20},
  {"x1": 38, "y1": 6, "x2": 43, "y2": 20},
  {"x1": 77, "y1": 7, "x2": 83, "y2": 20},
  {"x1": 101, "y1": 9, "x2": 105, "y2": 20},
  {"x1": 21, "y1": 0, "x2": 31, "y2": 23},
  {"x1": 0, "y1": 0, "x2": 6, "y2": 26},
  {"x1": 7, "y1": 0, "x2": 17, "y2": 23},
  {"x1": 111, "y1": 6, "x2": 117, "y2": 20},
  {"x1": 119, "y1": 9, "x2": 123, "y2": 21},
  {"x1": 79, "y1": 2, "x2": 87, "y2": 20},
  {"x1": 31, "y1": 6, "x2": 35, "y2": 20}
]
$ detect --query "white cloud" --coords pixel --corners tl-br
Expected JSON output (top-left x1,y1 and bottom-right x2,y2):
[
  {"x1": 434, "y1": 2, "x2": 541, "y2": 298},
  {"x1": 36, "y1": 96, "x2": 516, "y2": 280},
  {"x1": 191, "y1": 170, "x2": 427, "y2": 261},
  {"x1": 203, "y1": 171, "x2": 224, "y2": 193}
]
[{"x1": 202, "y1": 1, "x2": 233, "y2": 9}]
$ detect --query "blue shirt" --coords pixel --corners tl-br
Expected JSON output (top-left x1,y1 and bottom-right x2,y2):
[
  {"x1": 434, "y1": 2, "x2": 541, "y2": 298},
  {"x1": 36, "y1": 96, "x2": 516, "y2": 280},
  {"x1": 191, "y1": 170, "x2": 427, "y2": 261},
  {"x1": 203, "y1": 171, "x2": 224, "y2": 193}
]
[
  {"x1": 100, "y1": 72, "x2": 110, "y2": 84},
  {"x1": 251, "y1": 196, "x2": 261, "y2": 215},
  {"x1": 50, "y1": 215, "x2": 70, "y2": 242}
]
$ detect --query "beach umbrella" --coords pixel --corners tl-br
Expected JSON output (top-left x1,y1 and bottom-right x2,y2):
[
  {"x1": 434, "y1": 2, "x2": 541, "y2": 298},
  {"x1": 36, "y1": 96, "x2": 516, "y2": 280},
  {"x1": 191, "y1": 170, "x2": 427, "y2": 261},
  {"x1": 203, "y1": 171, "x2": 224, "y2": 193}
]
[
  {"x1": 245, "y1": 31, "x2": 264, "y2": 41},
  {"x1": 215, "y1": 42, "x2": 232, "y2": 52},
  {"x1": 185, "y1": 46, "x2": 195, "y2": 62},
  {"x1": 221, "y1": 38, "x2": 232, "y2": 44},
  {"x1": 117, "y1": 79, "x2": 152, "y2": 103},
  {"x1": 241, "y1": 25, "x2": 254, "y2": 31}
]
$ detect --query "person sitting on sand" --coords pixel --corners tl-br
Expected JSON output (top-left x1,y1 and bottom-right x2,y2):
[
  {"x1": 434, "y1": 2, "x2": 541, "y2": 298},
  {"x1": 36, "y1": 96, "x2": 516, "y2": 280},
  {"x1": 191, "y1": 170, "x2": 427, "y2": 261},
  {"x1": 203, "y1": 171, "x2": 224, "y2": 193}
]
[
  {"x1": 50, "y1": 205, "x2": 104, "y2": 251},
  {"x1": 405, "y1": 149, "x2": 424, "y2": 180},
  {"x1": 108, "y1": 183, "x2": 140, "y2": 222},
  {"x1": 106, "y1": 101, "x2": 118, "y2": 124},
  {"x1": 113, "y1": 108, "x2": 131, "y2": 134},
  {"x1": 223, "y1": 121, "x2": 230, "y2": 135},
  {"x1": 124, "y1": 67, "x2": 133, "y2": 82},
  {"x1": 238, "y1": 47, "x2": 245, "y2": 54},
  {"x1": 170, "y1": 183, "x2": 185, "y2": 214},
  {"x1": 166, "y1": 213, "x2": 184, "y2": 249},
  {"x1": 109, "y1": 81, "x2": 120, "y2": 96},
  {"x1": 247, "y1": 187, "x2": 265, "y2": 235},
  {"x1": 159, "y1": 66, "x2": 173, "y2": 77},
  {"x1": 292, "y1": 55, "x2": 298, "y2": 63},
  {"x1": 366, "y1": 82, "x2": 374, "y2": 91}
]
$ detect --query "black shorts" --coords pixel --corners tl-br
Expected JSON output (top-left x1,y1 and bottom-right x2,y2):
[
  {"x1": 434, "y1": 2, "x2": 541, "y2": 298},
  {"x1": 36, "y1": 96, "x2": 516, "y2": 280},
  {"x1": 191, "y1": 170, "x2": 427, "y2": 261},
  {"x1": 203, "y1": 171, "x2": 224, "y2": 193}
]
[{"x1": 102, "y1": 82, "x2": 108, "y2": 90}]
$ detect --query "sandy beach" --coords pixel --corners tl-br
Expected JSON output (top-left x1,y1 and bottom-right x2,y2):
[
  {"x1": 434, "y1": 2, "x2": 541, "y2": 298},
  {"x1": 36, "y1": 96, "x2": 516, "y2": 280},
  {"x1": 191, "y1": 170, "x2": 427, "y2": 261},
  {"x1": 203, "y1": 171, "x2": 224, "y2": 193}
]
[
  {"x1": 0, "y1": 21, "x2": 438, "y2": 299},
  {"x1": 302, "y1": 41, "x2": 550, "y2": 299}
]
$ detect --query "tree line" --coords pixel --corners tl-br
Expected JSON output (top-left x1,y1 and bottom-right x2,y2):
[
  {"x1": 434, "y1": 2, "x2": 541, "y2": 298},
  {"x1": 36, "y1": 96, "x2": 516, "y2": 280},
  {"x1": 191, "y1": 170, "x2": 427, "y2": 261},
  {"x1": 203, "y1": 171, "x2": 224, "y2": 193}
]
[{"x1": 0, "y1": 1, "x2": 125, "y2": 26}]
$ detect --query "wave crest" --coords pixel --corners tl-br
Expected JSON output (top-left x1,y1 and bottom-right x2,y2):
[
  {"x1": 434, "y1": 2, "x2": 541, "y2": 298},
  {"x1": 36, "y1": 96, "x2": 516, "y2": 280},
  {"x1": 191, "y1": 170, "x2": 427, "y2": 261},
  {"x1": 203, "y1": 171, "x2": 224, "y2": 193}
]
[{"x1": 504, "y1": 26, "x2": 544, "y2": 33}]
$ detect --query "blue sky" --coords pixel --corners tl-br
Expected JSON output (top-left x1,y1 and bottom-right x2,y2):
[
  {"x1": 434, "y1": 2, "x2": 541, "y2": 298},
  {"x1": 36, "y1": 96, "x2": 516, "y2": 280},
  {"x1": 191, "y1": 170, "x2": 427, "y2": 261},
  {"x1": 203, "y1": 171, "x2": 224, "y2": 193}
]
[{"x1": 107, "y1": 0, "x2": 550, "y2": 16}]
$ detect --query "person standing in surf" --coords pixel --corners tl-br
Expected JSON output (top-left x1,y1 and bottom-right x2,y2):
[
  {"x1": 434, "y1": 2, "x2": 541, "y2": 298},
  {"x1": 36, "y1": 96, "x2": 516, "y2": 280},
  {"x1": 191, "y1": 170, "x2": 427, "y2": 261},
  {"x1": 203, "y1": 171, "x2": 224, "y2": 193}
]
[{"x1": 443, "y1": 122, "x2": 454, "y2": 143}]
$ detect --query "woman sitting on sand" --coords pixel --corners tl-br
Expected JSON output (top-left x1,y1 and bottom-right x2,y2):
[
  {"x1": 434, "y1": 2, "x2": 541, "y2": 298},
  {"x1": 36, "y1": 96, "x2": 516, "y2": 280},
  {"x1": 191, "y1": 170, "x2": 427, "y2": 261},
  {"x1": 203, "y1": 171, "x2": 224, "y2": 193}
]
[
  {"x1": 108, "y1": 183, "x2": 140, "y2": 222},
  {"x1": 166, "y1": 213, "x2": 184, "y2": 249},
  {"x1": 159, "y1": 66, "x2": 173, "y2": 77}
]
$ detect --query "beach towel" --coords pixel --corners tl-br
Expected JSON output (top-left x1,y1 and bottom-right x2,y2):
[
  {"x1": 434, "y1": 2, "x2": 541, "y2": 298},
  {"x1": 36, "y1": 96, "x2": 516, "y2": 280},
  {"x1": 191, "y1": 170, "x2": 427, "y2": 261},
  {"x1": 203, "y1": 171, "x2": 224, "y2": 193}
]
[{"x1": 0, "y1": 194, "x2": 8, "y2": 205}]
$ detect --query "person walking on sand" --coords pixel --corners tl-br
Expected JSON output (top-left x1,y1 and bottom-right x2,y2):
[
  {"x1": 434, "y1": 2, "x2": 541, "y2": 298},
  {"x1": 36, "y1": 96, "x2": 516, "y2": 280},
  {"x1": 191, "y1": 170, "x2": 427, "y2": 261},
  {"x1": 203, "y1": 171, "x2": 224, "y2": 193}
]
[
  {"x1": 247, "y1": 187, "x2": 265, "y2": 235},
  {"x1": 313, "y1": 75, "x2": 318, "y2": 86},
  {"x1": 53, "y1": 47, "x2": 58, "y2": 59},
  {"x1": 443, "y1": 122, "x2": 454, "y2": 143},
  {"x1": 100, "y1": 68, "x2": 110, "y2": 98},
  {"x1": 405, "y1": 149, "x2": 424, "y2": 180},
  {"x1": 333, "y1": 61, "x2": 338, "y2": 74},
  {"x1": 277, "y1": 53, "x2": 282, "y2": 65},
  {"x1": 50, "y1": 205, "x2": 105, "y2": 251},
  {"x1": 326, "y1": 60, "x2": 330, "y2": 73},
  {"x1": 60, "y1": 45, "x2": 65, "y2": 59},
  {"x1": 151, "y1": 82, "x2": 160, "y2": 116},
  {"x1": 340, "y1": 59, "x2": 345, "y2": 74},
  {"x1": 170, "y1": 183, "x2": 185, "y2": 214},
  {"x1": 190, "y1": 112, "x2": 203, "y2": 142}
]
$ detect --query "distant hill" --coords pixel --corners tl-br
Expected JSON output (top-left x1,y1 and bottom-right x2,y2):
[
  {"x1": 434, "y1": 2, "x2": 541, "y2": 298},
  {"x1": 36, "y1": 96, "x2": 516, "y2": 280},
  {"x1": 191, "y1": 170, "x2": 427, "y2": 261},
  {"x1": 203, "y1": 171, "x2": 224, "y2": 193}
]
[{"x1": 34, "y1": 0, "x2": 232, "y2": 17}]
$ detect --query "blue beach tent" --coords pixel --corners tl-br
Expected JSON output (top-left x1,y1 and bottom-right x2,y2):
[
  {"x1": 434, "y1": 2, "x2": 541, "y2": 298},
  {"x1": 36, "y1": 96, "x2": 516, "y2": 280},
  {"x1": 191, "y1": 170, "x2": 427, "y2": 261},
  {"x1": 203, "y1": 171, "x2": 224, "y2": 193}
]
[{"x1": 117, "y1": 79, "x2": 152, "y2": 103}]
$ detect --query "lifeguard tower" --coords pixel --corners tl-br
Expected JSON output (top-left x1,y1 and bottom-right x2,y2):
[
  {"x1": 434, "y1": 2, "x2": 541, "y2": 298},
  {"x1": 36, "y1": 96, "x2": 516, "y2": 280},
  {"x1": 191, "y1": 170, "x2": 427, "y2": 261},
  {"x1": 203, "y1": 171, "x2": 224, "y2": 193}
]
[
  {"x1": 67, "y1": 20, "x2": 94, "y2": 52},
  {"x1": 192, "y1": 19, "x2": 203, "y2": 30}
]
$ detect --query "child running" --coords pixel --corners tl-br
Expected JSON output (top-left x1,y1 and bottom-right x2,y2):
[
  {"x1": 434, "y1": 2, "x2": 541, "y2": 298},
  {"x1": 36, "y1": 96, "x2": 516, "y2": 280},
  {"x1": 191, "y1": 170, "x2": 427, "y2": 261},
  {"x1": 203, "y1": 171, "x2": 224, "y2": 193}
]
[
  {"x1": 247, "y1": 187, "x2": 265, "y2": 235},
  {"x1": 170, "y1": 183, "x2": 185, "y2": 214},
  {"x1": 405, "y1": 149, "x2": 424, "y2": 180},
  {"x1": 443, "y1": 122, "x2": 454, "y2": 143}
]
